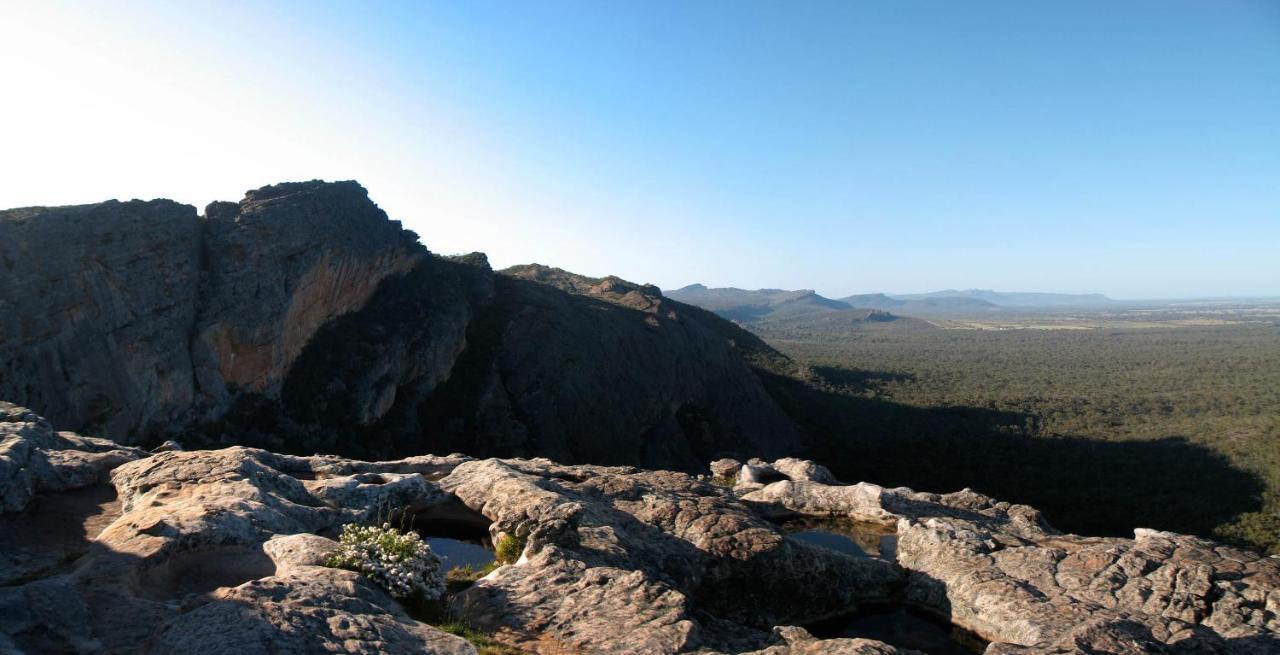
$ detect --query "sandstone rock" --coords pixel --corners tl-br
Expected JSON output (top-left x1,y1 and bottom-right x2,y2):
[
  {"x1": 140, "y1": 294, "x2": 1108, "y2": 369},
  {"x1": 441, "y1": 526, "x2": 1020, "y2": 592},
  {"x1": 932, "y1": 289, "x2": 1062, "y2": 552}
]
[
  {"x1": 151, "y1": 551, "x2": 475, "y2": 655},
  {"x1": 8, "y1": 410, "x2": 1277, "y2": 655},
  {"x1": 735, "y1": 460, "x2": 1280, "y2": 655},
  {"x1": 412, "y1": 265, "x2": 804, "y2": 470},
  {"x1": 193, "y1": 181, "x2": 425, "y2": 409},
  {"x1": 0, "y1": 402, "x2": 145, "y2": 513},
  {"x1": 0, "y1": 199, "x2": 201, "y2": 437},
  {"x1": 0, "y1": 416, "x2": 479, "y2": 654},
  {"x1": 441, "y1": 458, "x2": 903, "y2": 653},
  {"x1": 0, "y1": 182, "x2": 425, "y2": 441},
  {"x1": 742, "y1": 626, "x2": 918, "y2": 655},
  {"x1": 771, "y1": 457, "x2": 839, "y2": 484},
  {"x1": 710, "y1": 458, "x2": 743, "y2": 479}
]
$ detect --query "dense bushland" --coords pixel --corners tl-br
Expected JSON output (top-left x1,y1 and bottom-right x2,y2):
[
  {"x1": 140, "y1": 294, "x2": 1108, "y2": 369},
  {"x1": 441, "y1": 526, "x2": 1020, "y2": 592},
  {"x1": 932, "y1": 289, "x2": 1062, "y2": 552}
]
[{"x1": 755, "y1": 318, "x2": 1280, "y2": 553}]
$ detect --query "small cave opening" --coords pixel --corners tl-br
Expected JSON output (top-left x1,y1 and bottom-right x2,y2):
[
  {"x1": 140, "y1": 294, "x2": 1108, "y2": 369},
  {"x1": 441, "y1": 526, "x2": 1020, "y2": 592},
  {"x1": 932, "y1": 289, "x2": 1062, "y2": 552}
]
[{"x1": 406, "y1": 498, "x2": 496, "y2": 571}]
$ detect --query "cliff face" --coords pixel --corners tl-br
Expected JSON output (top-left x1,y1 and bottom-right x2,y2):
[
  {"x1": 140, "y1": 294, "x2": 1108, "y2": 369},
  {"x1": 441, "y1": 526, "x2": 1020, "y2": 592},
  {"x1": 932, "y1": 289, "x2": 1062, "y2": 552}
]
[
  {"x1": 0, "y1": 181, "x2": 424, "y2": 440},
  {"x1": 0, "y1": 181, "x2": 800, "y2": 469},
  {"x1": 191, "y1": 181, "x2": 425, "y2": 415},
  {"x1": 0, "y1": 199, "x2": 203, "y2": 436}
]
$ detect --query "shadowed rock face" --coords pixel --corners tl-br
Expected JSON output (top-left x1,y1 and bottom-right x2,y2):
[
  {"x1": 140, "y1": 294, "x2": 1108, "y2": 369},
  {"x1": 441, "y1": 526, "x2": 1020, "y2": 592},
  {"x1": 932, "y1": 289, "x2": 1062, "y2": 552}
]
[
  {"x1": 0, "y1": 181, "x2": 424, "y2": 440},
  {"x1": 0, "y1": 182, "x2": 798, "y2": 469},
  {"x1": 192, "y1": 181, "x2": 426, "y2": 412},
  {"x1": 398, "y1": 266, "x2": 801, "y2": 469},
  {"x1": 0, "y1": 200, "x2": 202, "y2": 437}
]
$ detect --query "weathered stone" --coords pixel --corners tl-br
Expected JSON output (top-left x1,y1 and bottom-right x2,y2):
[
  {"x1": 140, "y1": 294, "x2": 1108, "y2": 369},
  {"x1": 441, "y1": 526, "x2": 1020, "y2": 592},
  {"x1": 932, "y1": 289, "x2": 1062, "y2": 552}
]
[
  {"x1": 0, "y1": 402, "x2": 145, "y2": 513},
  {"x1": 742, "y1": 626, "x2": 917, "y2": 655},
  {"x1": 0, "y1": 200, "x2": 201, "y2": 438},
  {"x1": 0, "y1": 418, "x2": 476, "y2": 654},
  {"x1": 735, "y1": 459, "x2": 1280, "y2": 655},
  {"x1": 710, "y1": 458, "x2": 743, "y2": 479},
  {"x1": 442, "y1": 458, "x2": 903, "y2": 653},
  {"x1": 8, "y1": 402, "x2": 1275, "y2": 655}
]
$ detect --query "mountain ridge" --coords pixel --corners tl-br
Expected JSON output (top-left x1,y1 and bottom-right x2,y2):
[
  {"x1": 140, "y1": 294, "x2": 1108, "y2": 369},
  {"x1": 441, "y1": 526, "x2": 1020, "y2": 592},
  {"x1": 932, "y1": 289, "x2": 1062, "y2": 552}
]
[{"x1": 0, "y1": 180, "x2": 799, "y2": 470}]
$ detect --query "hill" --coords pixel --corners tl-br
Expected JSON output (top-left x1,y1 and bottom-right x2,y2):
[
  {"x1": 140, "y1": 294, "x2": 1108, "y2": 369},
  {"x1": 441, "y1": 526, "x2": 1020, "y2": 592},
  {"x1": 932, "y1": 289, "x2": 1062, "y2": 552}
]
[{"x1": 0, "y1": 181, "x2": 798, "y2": 470}]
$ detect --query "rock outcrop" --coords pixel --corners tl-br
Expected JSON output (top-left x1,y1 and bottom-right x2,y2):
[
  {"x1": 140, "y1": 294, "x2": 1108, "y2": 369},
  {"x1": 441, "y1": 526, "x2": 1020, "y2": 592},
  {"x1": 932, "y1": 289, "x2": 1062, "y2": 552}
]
[
  {"x1": 0, "y1": 402, "x2": 145, "y2": 514},
  {"x1": 734, "y1": 462, "x2": 1280, "y2": 655},
  {"x1": 441, "y1": 457, "x2": 901, "y2": 653},
  {"x1": 0, "y1": 181, "x2": 424, "y2": 440},
  {"x1": 0, "y1": 182, "x2": 800, "y2": 470},
  {"x1": 404, "y1": 265, "x2": 801, "y2": 468},
  {"x1": 3, "y1": 404, "x2": 1275, "y2": 655},
  {"x1": 0, "y1": 199, "x2": 202, "y2": 437},
  {"x1": 192, "y1": 181, "x2": 426, "y2": 414}
]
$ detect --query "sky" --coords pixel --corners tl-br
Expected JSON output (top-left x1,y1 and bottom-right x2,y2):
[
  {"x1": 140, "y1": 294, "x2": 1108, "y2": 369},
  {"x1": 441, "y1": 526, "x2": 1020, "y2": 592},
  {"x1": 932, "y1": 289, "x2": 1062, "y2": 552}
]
[{"x1": 1, "y1": 1, "x2": 1278, "y2": 299}]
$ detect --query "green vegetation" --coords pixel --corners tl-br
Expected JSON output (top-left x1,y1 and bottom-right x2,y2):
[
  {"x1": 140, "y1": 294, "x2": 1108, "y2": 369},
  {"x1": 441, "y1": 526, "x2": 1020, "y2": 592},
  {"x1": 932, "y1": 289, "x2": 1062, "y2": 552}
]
[
  {"x1": 434, "y1": 619, "x2": 522, "y2": 655},
  {"x1": 323, "y1": 522, "x2": 446, "y2": 600},
  {"x1": 751, "y1": 307, "x2": 1280, "y2": 553},
  {"x1": 710, "y1": 475, "x2": 736, "y2": 488},
  {"x1": 494, "y1": 533, "x2": 526, "y2": 564},
  {"x1": 444, "y1": 561, "x2": 501, "y2": 593}
]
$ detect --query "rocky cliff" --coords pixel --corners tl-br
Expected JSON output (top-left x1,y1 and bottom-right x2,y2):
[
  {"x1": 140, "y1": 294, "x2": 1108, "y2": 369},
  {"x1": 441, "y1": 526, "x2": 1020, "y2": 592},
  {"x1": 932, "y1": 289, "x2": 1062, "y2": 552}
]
[
  {"x1": 0, "y1": 181, "x2": 798, "y2": 469},
  {"x1": 2, "y1": 404, "x2": 1275, "y2": 655}
]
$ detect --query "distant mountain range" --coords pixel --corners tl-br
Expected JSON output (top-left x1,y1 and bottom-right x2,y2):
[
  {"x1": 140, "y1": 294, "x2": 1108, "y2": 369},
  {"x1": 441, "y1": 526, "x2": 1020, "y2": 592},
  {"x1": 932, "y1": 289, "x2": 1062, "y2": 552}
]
[
  {"x1": 890, "y1": 289, "x2": 1114, "y2": 308},
  {"x1": 667, "y1": 284, "x2": 1114, "y2": 325}
]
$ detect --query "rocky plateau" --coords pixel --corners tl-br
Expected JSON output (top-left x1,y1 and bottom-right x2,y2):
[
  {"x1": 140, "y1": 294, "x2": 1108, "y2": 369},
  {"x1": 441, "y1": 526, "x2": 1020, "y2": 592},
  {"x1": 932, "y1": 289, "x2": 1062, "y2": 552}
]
[{"x1": 2, "y1": 403, "x2": 1276, "y2": 654}]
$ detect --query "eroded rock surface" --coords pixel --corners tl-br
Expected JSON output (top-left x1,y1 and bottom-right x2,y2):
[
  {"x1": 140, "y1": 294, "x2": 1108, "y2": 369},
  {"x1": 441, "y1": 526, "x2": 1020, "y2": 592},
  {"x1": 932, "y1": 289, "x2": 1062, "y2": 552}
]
[
  {"x1": 0, "y1": 199, "x2": 201, "y2": 437},
  {"x1": 3, "y1": 404, "x2": 1275, "y2": 655},
  {"x1": 0, "y1": 181, "x2": 424, "y2": 441},
  {"x1": 1, "y1": 405, "x2": 477, "y2": 653},
  {"x1": 0, "y1": 402, "x2": 144, "y2": 514},
  {"x1": 740, "y1": 460, "x2": 1280, "y2": 655},
  {"x1": 441, "y1": 458, "x2": 902, "y2": 653}
]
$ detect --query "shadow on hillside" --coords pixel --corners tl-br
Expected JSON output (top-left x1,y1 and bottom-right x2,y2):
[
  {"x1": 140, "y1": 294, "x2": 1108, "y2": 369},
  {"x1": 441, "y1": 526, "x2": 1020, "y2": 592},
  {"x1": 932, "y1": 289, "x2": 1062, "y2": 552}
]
[
  {"x1": 758, "y1": 370, "x2": 1266, "y2": 541},
  {"x1": 809, "y1": 365, "x2": 916, "y2": 392}
]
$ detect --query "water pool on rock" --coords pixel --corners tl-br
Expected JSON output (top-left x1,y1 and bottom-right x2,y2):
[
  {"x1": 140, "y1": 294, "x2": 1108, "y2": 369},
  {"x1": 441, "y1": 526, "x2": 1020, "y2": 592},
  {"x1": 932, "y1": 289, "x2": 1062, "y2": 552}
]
[
  {"x1": 780, "y1": 516, "x2": 898, "y2": 560},
  {"x1": 807, "y1": 604, "x2": 988, "y2": 655}
]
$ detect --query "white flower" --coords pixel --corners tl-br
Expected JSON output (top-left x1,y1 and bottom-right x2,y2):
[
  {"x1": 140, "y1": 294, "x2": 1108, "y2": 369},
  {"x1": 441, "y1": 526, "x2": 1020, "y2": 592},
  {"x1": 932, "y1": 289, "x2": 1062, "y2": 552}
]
[{"x1": 323, "y1": 522, "x2": 445, "y2": 601}]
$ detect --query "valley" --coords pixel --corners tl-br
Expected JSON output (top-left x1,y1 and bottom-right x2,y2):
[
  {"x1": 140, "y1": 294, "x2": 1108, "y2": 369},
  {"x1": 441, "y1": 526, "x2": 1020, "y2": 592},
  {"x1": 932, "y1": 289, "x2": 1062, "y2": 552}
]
[{"x1": 741, "y1": 302, "x2": 1280, "y2": 554}]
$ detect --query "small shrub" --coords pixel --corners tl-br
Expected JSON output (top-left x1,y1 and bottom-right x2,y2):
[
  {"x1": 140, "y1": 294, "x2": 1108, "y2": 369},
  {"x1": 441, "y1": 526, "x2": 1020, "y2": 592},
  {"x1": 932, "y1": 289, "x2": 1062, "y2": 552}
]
[
  {"x1": 435, "y1": 619, "x2": 522, "y2": 655},
  {"x1": 445, "y1": 560, "x2": 500, "y2": 593},
  {"x1": 494, "y1": 533, "x2": 526, "y2": 564},
  {"x1": 324, "y1": 522, "x2": 445, "y2": 601}
]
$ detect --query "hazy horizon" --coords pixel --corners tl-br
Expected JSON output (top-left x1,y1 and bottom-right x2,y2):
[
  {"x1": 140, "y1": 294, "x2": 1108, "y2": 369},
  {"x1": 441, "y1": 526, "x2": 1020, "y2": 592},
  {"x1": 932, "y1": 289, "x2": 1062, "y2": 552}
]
[{"x1": 2, "y1": 1, "x2": 1277, "y2": 298}]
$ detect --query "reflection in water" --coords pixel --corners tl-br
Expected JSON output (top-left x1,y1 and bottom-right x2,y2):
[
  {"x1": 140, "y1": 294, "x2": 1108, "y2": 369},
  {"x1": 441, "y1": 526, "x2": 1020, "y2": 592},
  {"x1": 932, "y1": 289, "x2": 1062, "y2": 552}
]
[
  {"x1": 427, "y1": 537, "x2": 495, "y2": 570},
  {"x1": 781, "y1": 517, "x2": 898, "y2": 560},
  {"x1": 808, "y1": 605, "x2": 987, "y2": 655},
  {"x1": 790, "y1": 530, "x2": 869, "y2": 557},
  {"x1": 415, "y1": 518, "x2": 496, "y2": 571}
]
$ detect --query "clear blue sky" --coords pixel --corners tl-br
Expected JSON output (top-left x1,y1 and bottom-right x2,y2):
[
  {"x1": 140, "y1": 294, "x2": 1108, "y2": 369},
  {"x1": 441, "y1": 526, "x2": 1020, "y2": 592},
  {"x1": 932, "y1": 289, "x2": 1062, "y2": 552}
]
[{"x1": 2, "y1": 1, "x2": 1278, "y2": 298}]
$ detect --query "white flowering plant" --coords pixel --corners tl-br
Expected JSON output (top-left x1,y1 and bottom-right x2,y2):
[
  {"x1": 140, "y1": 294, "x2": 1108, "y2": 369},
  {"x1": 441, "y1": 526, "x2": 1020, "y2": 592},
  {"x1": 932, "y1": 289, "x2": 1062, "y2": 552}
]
[{"x1": 324, "y1": 522, "x2": 445, "y2": 601}]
